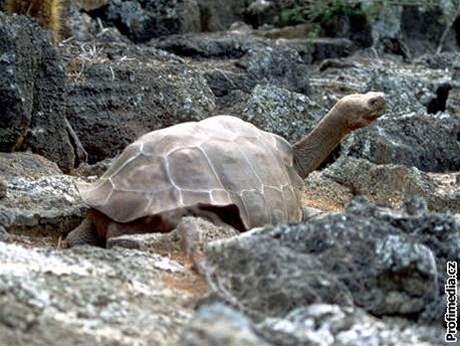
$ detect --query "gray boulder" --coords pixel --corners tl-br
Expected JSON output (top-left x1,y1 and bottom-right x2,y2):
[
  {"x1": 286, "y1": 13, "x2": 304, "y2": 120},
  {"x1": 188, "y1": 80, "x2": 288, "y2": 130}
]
[
  {"x1": 0, "y1": 241, "x2": 193, "y2": 345},
  {"x1": 180, "y1": 303, "x2": 444, "y2": 346},
  {"x1": 203, "y1": 230, "x2": 354, "y2": 319},
  {"x1": 235, "y1": 42, "x2": 310, "y2": 94},
  {"x1": 0, "y1": 13, "x2": 86, "y2": 171},
  {"x1": 202, "y1": 197, "x2": 459, "y2": 322},
  {"x1": 102, "y1": 0, "x2": 201, "y2": 42},
  {"x1": 341, "y1": 110, "x2": 460, "y2": 172},
  {"x1": 155, "y1": 33, "x2": 311, "y2": 97},
  {"x1": 242, "y1": 84, "x2": 323, "y2": 142},
  {"x1": 257, "y1": 304, "x2": 444, "y2": 346},
  {"x1": 0, "y1": 153, "x2": 87, "y2": 235},
  {"x1": 179, "y1": 303, "x2": 269, "y2": 346},
  {"x1": 322, "y1": 157, "x2": 460, "y2": 213},
  {"x1": 0, "y1": 177, "x2": 6, "y2": 199},
  {"x1": 63, "y1": 42, "x2": 215, "y2": 163}
]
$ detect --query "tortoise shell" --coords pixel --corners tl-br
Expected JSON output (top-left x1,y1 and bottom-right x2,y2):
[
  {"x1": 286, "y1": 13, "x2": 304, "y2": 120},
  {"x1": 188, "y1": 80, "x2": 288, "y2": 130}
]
[{"x1": 78, "y1": 116, "x2": 304, "y2": 230}]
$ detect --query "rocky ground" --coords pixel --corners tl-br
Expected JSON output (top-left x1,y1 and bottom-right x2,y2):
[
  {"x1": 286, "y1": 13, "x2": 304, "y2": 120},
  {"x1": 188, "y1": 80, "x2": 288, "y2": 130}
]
[{"x1": 0, "y1": 0, "x2": 460, "y2": 345}]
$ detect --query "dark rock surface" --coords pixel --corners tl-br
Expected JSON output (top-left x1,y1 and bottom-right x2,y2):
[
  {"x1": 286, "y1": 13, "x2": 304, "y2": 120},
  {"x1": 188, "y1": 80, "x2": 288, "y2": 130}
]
[
  {"x1": 98, "y1": 0, "x2": 201, "y2": 43},
  {"x1": 91, "y1": 0, "x2": 256, "y2": 42},
  {"x1": 154, "y1": 32, "x2": 312, "y2": 98},
  {"x1": 235, "y1": 42, "x2": 310, "y2": 94},
  {"x1": 0, "y1": 177, "x2": 6, "y2": 199},
  {"x1": 202, "y1": 198, "x2": 458, "y2": 322},
  {"x1": 241, "y1": 84, "x2": 322, "y2": 142},
  {"x1": 0, "y1": 13, "x2": 87, "y2": 171},
  {"x1": 322, "y1": 157, "x2": 460, "y2": 213},
  {"x1": 203, "y1": 231, "x2": 354, "y2": 319},
  {"x1": 341, "y1": 110, "x2": 460, "y2": 172},
  {"x1": 62, "y1": 42, "x2": 215, "y2": 163},
  {"x1": 197, "y1": 0, "x2": 251, "y2": 32}
]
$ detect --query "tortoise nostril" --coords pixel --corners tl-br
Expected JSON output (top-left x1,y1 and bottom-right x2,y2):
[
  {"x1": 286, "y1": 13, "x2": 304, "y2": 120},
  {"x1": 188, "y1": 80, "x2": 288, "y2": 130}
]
[{"x1": 369, "y1": 95, "x2": 385, "y2": 108}]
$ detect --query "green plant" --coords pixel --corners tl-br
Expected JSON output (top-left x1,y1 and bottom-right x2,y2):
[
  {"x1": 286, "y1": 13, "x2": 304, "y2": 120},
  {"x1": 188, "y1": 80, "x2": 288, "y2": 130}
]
[
  {"x1": 275, "y1": 0, "x2": 359, "y2": 27},
  {"x1": 275, "y1": 0, "x2": 439, "y2": 28}
]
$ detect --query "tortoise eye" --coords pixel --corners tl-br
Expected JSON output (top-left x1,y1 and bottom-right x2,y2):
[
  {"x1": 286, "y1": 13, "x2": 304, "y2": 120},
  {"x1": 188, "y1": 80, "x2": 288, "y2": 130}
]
[{"x1": 368, "y1": 97, "x2": 379, "y2": 106}]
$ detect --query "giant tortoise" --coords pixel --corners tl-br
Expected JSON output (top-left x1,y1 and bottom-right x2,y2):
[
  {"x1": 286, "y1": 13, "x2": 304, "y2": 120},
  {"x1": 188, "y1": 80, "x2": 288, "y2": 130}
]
[{"x1": 67, "y1": 92, "x2": 385, "y2": 246}]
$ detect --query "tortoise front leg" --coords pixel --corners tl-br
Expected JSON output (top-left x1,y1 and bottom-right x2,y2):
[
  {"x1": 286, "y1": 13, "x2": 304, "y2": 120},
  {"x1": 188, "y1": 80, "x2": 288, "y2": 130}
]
[{"x1": 66, "y1": 217, "x2": 100, "y2": 247}]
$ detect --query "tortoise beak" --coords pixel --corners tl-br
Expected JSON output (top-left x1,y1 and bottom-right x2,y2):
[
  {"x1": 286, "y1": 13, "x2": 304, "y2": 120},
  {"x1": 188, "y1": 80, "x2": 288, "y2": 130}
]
[{"x1": 367, "y1": 92, "x2": 386, "y2": 118}]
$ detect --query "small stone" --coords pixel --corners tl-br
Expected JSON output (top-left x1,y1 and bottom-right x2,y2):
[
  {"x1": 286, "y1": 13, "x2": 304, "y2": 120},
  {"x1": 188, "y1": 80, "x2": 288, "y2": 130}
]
[
  {"x1": 106, "y1": 232, "x2": 181, "y2": 252},
  {"x1": 404, "y1": 196, "x2": 428, "y2": 216},
  {"x1": 0, "y1": 177, "x2": 7, "y2": 198}
]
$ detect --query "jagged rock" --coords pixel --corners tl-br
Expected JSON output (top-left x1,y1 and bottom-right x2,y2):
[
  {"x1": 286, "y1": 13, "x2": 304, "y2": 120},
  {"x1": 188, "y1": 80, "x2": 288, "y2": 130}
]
[
  {"x1": 363, "y1": 2, "x2": 457, "y2": 57},
  {"x1": 0, "y1": 153, "x2": 87, "y2": 235},
  {"x1": 176, "y1": 217, "x2": 239, "y2": 266},
  {"x1": 67, "y1": 2, "x2": 131, "y2": 43},
  {"x1": 257, "y1": 304, "x2": 444, "y2": 346},
  {"x1": 106, "y1": 217, "x2": 237, "y2": 250},
  {"x1": 365, "y1": 69, "x2": 428, "y2": 114},
  {"x1": 341, "y1": 110, "x2": 460, "y2": 172},
  {"x1": 308, "y1": 56, "x2": 459, "y2": 171},
  {"x1": 96, "y1": 0, "x2": 201, "y2": 43},
  {"x1": 203, "y1": 231, "x2": 354, "y2": 319},
  {"x1": 0, "y1": 241, "x2": 197, "y2": 345},
  {"x1": 242, "y1": 84, "x2": 323, "y2": 142},
  {"x1": 155, "y1": 32, "x2": 356, "y2": 64},
  {"x1": 0, "y1": 13, "x2": 86, "y2": 171},
  {"x1": 323, "y1": 157, "x2": 460, "y2": 213},
  {"x1": 180, "y1": 302, "x2": 443, "y2": 346},
  {"x1": 153, "y1": 33, "x2": 250, "y2": 59},
  {"x1": 197, "y1": 0, "x2": 250, "y2": 31},
  {"x1": 155, "y1": 33, "x2": 311, "y2": 97},
  {"x1": 283, "y1": 38, "x2": 356, "y2": 64},
  {"x1": 0, "y1": 177, "x2": 6, "y2": 199},
  {"x1": 0, "y1": 152, "x2": 62, "y2": 179},
  {"x1": 235, "y1": 43, "x2": 310, "y2": 94},
  {"x1": 107, "y1": 232, "x2": 182, "y2": 252},
  {"x1": 179, "y1": 303, "x2": 269, "y2": 346},
  {"x1": 202, "y1": 198, "x2": 459, "y2": 322},
  {"x1": 63, "y1": 42, "x2": 215, "y2": 163}
]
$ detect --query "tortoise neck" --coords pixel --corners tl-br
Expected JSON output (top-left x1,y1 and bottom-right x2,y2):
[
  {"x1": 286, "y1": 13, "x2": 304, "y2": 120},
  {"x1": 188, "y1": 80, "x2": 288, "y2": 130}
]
[{"x1": 293, "y1": 106, "x2": 349, "y2": 179}]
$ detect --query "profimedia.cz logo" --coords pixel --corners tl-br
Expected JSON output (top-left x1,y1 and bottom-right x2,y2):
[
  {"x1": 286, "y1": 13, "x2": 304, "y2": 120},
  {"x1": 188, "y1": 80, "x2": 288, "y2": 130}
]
[{"x1": 445, "y1": 261, "x2": 458, "y2": 343}]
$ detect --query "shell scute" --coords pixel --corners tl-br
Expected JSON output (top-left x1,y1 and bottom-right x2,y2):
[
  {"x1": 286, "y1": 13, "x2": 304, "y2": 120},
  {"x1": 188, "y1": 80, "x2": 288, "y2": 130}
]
[
  {"x1": 167, "y1": 146, "x2": 222, "y2": 191},
  {"x1": 263, "y1": 185, "x2": 288, "y2": 224},
  {"x1": 240, "y1": 189, "x2": 269, "y2": 228},
  {"x1": 111, "y1": 154, "x2": 169, "y2": 192},
  {"x1": 200, "y1": 139, "x2": 263, "y2": 193}
]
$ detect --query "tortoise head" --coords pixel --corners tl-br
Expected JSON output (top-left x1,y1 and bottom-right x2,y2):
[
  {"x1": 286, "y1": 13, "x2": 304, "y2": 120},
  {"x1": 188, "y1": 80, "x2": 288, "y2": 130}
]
[{"x1": 334, "y1": 92, "x2": 386, "y2": 131}]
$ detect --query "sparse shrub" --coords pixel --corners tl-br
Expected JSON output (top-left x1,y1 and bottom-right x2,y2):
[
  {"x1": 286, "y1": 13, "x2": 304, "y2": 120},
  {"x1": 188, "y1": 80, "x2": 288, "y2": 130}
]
[{"x1": 275, "y1": 0, "x2": 439, "y2": 29}]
